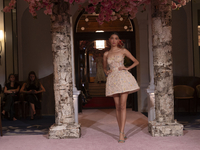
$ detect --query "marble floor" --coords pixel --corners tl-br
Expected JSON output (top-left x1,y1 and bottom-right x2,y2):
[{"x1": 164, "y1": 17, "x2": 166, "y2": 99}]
[{"x1": 1, "y1": 109, "x2": 200, "y2": 150}]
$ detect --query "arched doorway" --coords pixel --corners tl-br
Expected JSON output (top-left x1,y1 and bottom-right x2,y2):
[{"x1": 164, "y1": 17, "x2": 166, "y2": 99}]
[{"x1": 74, "y1": 12, "x2": 138, "y2": 111}]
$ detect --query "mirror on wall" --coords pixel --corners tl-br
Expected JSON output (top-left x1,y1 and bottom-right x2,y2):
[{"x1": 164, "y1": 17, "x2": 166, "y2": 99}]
[{"x1": 4, "y1": 0, "x2": 18, "y2": 81}]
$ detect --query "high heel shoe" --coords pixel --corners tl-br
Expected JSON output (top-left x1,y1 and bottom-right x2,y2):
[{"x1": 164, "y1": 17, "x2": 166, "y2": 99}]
[
  {"x1": 122, "y1": 132, "x2": 127, "y2": 140},
  {"x1": 118, "y1": 132, "x2": 125, "y2": 143}
]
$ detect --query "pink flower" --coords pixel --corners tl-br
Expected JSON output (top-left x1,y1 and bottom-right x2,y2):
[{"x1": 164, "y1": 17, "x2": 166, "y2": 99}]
[
  {"x1": 3, "y1": 6, "x2": 11, "y2": 12},
  {"x1": 171, "y1": 1, "x2": 177, "y2": 10},
  {"x1": 85, "y1": 6, "x2": 96, "y2": 14},
  {"x1": 3, "y1": 0, "x2": 192, "y2": 25}
]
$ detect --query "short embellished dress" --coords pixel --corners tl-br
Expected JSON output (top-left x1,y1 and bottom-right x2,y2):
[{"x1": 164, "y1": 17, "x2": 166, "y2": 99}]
[{"x1": 106, "y1": 54, "x2": 140, "y2": 97}]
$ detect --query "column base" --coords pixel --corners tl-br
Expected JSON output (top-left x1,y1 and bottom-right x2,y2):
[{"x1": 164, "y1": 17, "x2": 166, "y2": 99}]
[
  {"x1": 48, "y1": 123, "x2": 81, "y2": 139},
  {"x1": 148, "y1": 120, "x2": 183, "y2": 137}
]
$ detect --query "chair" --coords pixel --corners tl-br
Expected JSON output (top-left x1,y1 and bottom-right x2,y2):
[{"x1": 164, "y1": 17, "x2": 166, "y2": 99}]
[
  {"x1": 196, "y1": 85, "x2": 200, "y2": 112},
  {"x1": 0, "y1": 97, "x2": 3, "y2": 136},
  {"x1": 174, "y1": 85, "x2": 195, "y2": 113}
]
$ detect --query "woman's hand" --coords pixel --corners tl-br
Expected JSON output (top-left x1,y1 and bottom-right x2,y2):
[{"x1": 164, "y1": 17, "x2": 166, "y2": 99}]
[
  {"x1": 118, "y1": 66, "x2": 128, "y2": 71},
  {"x1": 106, "y1": 70, "x2": 112, "y2": 75},
  {"x1": 8, "y1": 90, "x2": 13, "y2": 94},
  {"x1": 33, "y1": 90, "x2": 38, "y2": 94}
]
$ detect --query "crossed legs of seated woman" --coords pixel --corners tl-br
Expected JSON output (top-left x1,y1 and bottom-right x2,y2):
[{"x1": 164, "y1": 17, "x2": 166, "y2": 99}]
[
  {"x1": 2, "y1": 94, "x2": 18, "y2": 121},
  {"x1": 26, "y1": 94, "x2": 40, "y2": 120},
  {"x1": 20, "y1": 71, "x2": 45, "y2": 120},
  {"x1": 2, "y1": 74, "x2": 20, "y2": 121}
]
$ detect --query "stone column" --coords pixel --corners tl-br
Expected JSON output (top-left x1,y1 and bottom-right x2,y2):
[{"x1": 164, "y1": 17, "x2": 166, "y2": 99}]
[
  {"x1": 48, "y1": 1, "x2": 80, "y2": 139},
  {"x1": 148, "y1": 0, "x2": 183, "y2": 137}
]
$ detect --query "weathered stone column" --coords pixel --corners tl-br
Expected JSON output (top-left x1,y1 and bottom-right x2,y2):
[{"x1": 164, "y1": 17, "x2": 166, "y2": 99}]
[
  {"x1": 148, "y1": 0, "x2": 183, "y2": 137},
  {"x1": 48, "y1": 1, "x2": 80, "y2": 139}
]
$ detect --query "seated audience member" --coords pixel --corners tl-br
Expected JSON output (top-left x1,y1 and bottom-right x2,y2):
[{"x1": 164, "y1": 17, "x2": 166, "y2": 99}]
[
  {"x1": 20, "y1": 71, "x2": 45, "y2": 120},
  {"x1": 1, "y1": 74, "x2": 20, "y2": 121}
]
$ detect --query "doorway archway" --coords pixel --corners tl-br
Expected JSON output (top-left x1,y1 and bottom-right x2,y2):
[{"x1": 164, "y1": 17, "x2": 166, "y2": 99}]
[{"x1": 74, "y1": 12, "x2": 138, "y2": 111}]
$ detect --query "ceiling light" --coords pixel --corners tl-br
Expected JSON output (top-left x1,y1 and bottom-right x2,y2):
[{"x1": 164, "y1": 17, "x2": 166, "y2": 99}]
[
  {"x1": 95, "y1": 30, "x2": 104, "y2": 33},
  {"x1": 124, "y1": 26, "x2": 128, "y2": 30},
  {"x1": 85, "y1": 18, "x2": 89, "y2": 22},
  {"x1": 81, "y1": 27, "x2": 85, "y2": 31}
]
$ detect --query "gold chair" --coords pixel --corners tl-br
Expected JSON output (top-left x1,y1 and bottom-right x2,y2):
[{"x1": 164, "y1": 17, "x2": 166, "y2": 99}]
[
  {"x1": 196, "y1": 84, "x2": 200, "y2": 112},
  {"x1": 174, "y1": 85, "x2": 195, "y2": 113}
]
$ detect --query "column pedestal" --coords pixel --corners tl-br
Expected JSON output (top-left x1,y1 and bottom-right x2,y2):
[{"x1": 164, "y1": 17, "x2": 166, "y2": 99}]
[
  {"x1": 73, "y1": 87, "x2": 80, "y2": 124},
  {"x1": 147, "y1": 92, "x2": 155, "y2": 121},
  {"x1": 49, "y1": 123, "x2": 81, "y2": 139},
  {"x1": 148, "y1": 121, "x2": 183, "y2": 137}
]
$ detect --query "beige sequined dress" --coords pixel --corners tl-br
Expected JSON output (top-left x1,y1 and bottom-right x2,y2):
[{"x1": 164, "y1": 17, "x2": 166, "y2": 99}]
[{"x1": 106, "y1": 54, "x2": 140, "y2": 97}]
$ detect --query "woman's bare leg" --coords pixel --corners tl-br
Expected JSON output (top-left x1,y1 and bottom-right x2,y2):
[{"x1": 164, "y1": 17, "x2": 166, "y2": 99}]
[
  {"x1": 113, "y1": 94, "x2": 121, "y2": 131},
  {"x1": 119, "y1": 92, "x2": 128, "y2": 142},
  {"x1": 30, "y1": 103, "x2": 36, "y2": 119},
  {"x1": 1, "y1": 110, "x2": 5, "y2": 115}
]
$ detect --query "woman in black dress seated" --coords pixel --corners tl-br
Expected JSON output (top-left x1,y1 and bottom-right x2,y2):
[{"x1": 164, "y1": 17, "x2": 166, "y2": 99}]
[
  {"x1": 1, "y1": 74, "x2": 20, "y2": 121},
  {"x1": 20, "y1": 71, "x2": 45, "y2": 119}
]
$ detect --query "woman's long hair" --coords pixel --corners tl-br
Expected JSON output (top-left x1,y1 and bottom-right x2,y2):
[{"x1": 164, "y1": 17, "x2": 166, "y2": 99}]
[
  {"x1": 7, "y1": 74, "x2": 16, "y2": 84},
  {"x1": 26, "y1": 71, "x2": 40, "y2": 88}
]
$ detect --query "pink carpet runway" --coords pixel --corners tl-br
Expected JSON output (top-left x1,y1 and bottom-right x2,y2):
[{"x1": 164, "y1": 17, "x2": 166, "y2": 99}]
[{"x1": 1, "y1": 109, "x2": 200, "y2": 150}]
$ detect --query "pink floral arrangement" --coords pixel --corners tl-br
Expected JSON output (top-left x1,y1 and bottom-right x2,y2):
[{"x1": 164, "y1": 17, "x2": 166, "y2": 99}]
[{"x1": 4, "y1": 0, "x2": 190, "y2": 24}]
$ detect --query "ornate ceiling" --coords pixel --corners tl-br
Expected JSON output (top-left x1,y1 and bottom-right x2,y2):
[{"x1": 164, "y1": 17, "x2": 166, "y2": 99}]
[{"x1": 76, "y1": 14, "x2": 133, "y2": 33}]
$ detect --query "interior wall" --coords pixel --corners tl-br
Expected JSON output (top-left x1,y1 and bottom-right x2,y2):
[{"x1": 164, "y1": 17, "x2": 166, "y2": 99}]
[
  {"x1": 17, "y1": 2, "x2": 54, "y2": 115},
  {"x1": 21, "y1": 9, "x2": 53, "y2": 80},
  {"x1": 0, "y1": 0, "x2": 5, "y2": 87},
  {"x1": 172, "y1": 7, "x2": 189, "y2": 76}
]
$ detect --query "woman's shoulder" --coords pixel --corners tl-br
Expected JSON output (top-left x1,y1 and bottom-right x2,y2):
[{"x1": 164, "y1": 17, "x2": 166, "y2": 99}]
[{"x1": 121, "y1": 48, "x2": 128, "y2": 52}]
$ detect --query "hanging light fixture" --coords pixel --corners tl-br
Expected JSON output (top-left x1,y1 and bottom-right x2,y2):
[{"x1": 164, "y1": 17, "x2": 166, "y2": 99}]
[
  {"x1": 81, "y1": 27, "x2": 85, "y2": 31},
  {"x1": 124, "y1": 26, "x2": 128, "y2": 30},
  {"x1": 85, "y1": 17, "x2": 89, "y2": 22}
]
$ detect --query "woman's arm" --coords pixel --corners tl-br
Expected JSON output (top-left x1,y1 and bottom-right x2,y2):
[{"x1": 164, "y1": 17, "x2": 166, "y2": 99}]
[
  {"x1": 20, "y1": 83, "x2": 31, "y2": 93},
  {"x1": 4, "y1": 85, "x2": 20, "y2": 94},
  {"x1": 4, "y1": 86, "x2": 12, "y2": 94},
  {"x1": 119, "y1": 49, "x2": 139, "y2": 71},
  {"x1": 35, "y1": 83, "x2": 46, "y2": 94}
]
